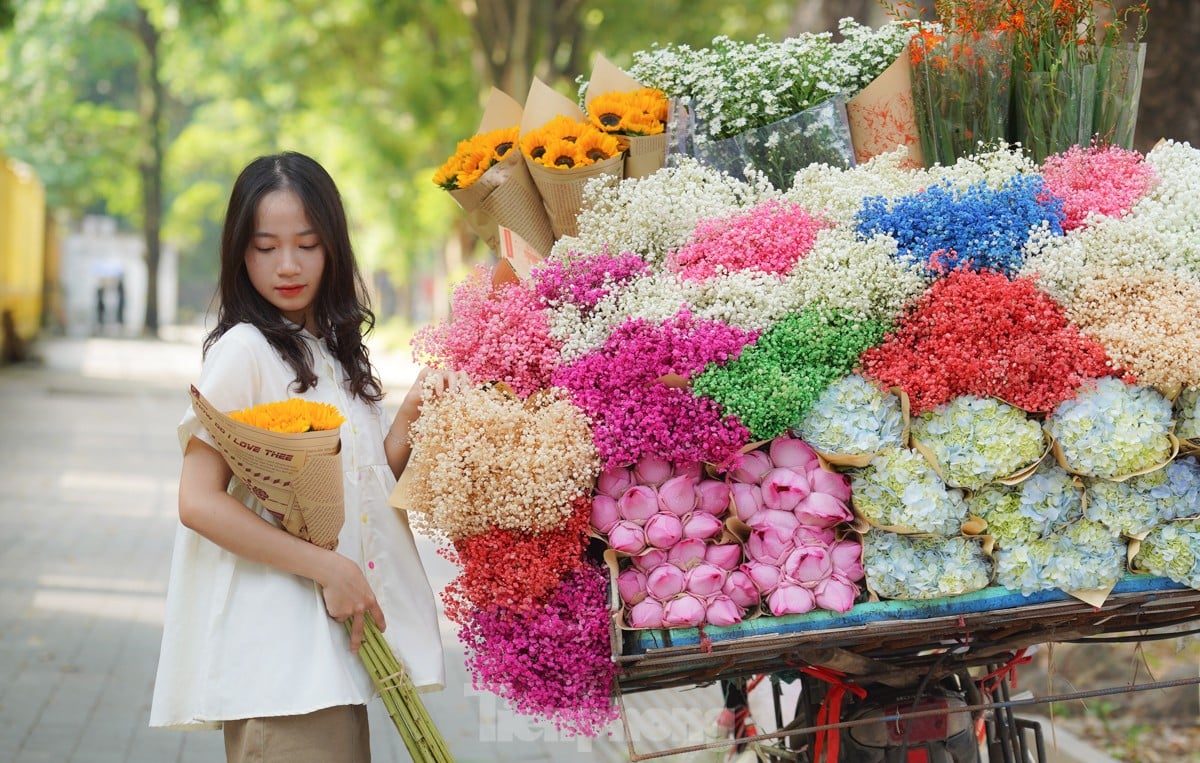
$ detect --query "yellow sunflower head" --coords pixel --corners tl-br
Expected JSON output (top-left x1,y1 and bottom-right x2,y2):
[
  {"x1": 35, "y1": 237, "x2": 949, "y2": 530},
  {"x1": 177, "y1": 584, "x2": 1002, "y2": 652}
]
[
  {"x1": 535, "y1": 138, "x2": 588, "y2": 169},
  {"x1": 477, "y1": 126, "x2": 520, "y2": 162},
  {"x1": 228, "y1": 399, "x2": 346, "y2": 433},
  {"x1": 574, "y1": 127, "x2": 620, "y2": 162}
]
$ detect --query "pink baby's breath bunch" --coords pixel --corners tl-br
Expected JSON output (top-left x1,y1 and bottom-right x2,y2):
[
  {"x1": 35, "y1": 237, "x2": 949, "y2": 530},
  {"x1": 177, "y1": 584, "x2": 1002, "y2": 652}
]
[
  {"x1": 1039, "y1": 144, "x2": 1159, "y2": 231},
  {"x1": 1066, "y1": 270, "x2": 1200, "y2": 389},
  {"x1": 404, "y1": 385, "x2": 600, "y2": 540},
  {"x1": 666, "y1": 200, "x2": 828, "y2": 281},
  {"x1": 411, "y1": 267, "x2": 561, "y2": 398}
]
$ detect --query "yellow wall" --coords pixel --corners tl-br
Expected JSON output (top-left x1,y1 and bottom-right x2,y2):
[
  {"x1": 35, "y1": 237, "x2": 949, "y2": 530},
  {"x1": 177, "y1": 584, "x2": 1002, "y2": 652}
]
[{"x1": 0, "y1": 155, "x2": 47, "y2": 340}]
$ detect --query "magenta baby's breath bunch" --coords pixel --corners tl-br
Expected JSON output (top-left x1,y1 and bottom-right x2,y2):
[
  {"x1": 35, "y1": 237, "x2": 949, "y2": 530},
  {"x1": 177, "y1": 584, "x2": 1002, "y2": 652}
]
[
  {"x1": 412, "y1": 267, "x2": 561, "y2": 398},
  {"x1": 404, "y1": 385, "x2": 600, "y2": 540}
]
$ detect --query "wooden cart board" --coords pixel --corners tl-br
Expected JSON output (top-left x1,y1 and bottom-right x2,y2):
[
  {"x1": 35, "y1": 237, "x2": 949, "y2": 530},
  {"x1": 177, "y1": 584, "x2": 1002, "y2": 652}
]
[{"x1": 614, "y1": 575, "x2": 1200, "y2": 694}]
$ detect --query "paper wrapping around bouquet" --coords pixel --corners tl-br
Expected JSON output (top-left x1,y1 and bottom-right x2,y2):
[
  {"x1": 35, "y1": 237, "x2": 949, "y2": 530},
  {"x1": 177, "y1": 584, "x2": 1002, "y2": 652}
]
[
  {"x1": 584, "y1": 53, "x2": 668, "y2": 180},
  {"x1": 189, "y1": 386, "x2": 345, "y2": 550},
  {"x1": 846, "y1": 48, "x2": 925, "y2": 168},
  {"x1": 525, "y1": 154, "x2": 624, "y2": 239}
]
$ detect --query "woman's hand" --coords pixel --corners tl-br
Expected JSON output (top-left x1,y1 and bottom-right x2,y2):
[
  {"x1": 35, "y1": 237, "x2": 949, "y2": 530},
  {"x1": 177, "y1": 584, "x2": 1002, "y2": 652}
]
[
  {"x1": 317, "y1": 551, "x2": 386, "y2": 654},
  {"x1": 385, "y1": 367, "x2": 472, "y2": 478}
]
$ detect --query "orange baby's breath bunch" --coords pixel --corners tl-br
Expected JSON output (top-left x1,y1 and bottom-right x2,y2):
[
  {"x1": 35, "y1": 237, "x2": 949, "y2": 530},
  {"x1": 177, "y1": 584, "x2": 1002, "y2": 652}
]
[
  {"x1": 521, "y1": 115, "x2": 620, "y2": 170},
  {"x1": 433, "y1": 126, "x2": 520, "y2": 190},
  {"x1": 588, "y1": 87, "x2": 669, "y2": 137},
  {"x1": 227, "y1": 398, "x2": 345, "y2": 433}
]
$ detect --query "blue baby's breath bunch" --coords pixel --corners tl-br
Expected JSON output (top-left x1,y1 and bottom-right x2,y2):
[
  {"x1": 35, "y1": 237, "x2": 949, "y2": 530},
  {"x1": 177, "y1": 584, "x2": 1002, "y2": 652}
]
[
  {"x1": 795, "y1": 373, "x2": 905, "y2": 455},
  {"x1": 966, "y1": 463, "x2": 1083, "y2": 545},
  {"x1": 911, "y1": 396, "x2": 1045, "y2": 489},
  {"x1": 1133, "y1": 519, "x2": 1200, "y2": 588},
  {"x1": 995, "y1": 519, "x2": 1125, "y2": 595},
  {"x1": 1046, "y1": 377, "x2": 1174, "y2": 478},
  {"x1": 854, "y1": 175, "x2": 1065, "y2": 277},
  {"x1": 1085, "y1": 456, "x2": 1200, "y2": 537},
  {"x1": 1176, "y1": 388, "x2": 1200, "y2": 441},
  {"x1": 850, "y1": 446, "x2": 968, "y2": 535},
  {"x1": 863, "y1": 532, "x2": 993, "y2": 600}
]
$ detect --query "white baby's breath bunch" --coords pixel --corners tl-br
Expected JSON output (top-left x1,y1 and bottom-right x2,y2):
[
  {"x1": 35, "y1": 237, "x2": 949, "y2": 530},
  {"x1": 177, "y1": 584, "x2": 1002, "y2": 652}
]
[
  {"x1": 1138, "y1": 140, "x2": 1200, "y2": 278},
  {"x1": 850, "y1": 446, "x2": 968, "y2": 535},
  {"x1": 795, "y1": 373, "x2": 905, "y2": 455},
  {"x1": 995, "y1": 519, "x2": 1125, "y2": 595},
  {"x1": 928, "y1": 143, "x2": 1039, "y2": 192},
  {"x1": 863, "y1": 532, "x2": 993, "y2": 600},
  {"x1": 911, "y1": 396, "x2": 1046, "y2": 489},
  {"x1": 784, "y1": 147, "x2": 926, "y2": 226},
  {"x1": 552, "y1": 158, "x2": 771, "y2": 264},
  {"x1": 793, "y1": 228, "x2": 929, "y2": 324},
  {"x1": 687, "y1": 269, "x2": 805, "y2": 331},
  {"x1": 828, "y1": 18, "x2": 913, "y2": 94}
]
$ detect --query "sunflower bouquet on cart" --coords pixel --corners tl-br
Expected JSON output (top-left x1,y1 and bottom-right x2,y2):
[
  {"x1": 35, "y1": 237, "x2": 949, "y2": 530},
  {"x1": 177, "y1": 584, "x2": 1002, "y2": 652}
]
[{"x1": 187, "y1": 386, "x2": 452, "y2": 762}]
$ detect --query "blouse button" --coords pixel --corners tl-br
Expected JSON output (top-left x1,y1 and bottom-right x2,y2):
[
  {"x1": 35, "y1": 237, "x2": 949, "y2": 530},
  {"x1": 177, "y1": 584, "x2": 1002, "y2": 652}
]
[
  {"x1": 361, "y1": 513, "x2": 369, "y2": 524},
  {"x1": 367, "y1": 561, "x2": 375, "y2": 570}
]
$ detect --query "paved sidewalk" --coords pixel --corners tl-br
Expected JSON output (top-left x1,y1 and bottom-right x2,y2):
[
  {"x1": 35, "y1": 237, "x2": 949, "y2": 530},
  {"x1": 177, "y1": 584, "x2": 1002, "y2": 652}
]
[{"x1": 0, "y1": 331, "x2": 726, "y2": 763}]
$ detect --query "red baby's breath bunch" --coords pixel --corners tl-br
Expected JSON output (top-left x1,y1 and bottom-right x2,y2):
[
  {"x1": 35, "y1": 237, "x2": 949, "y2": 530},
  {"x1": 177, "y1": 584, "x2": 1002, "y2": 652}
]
[{"x1": 859, "y1": 269, "x2": 1125, "y2": 413}]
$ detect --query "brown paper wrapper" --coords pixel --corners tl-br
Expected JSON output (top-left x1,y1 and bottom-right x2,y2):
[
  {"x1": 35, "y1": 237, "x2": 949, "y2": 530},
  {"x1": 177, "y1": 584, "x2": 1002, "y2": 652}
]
[
  {"x1": 846, "y1": 48, "x2": 925, "y2": 168},
  {"x1": 449, "y1": 88, "x2": 555, "y2": 258},
  {"x1": 190, "y1": 386, "x2": 345, "y2": 550},
  {"x1": 585, "y1": 53, "x2": 668, "y2": 180}
]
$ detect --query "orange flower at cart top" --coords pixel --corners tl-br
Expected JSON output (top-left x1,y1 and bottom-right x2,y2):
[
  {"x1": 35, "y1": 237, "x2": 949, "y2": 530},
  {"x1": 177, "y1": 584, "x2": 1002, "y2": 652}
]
[
  {"x1": 520, "y1": 115, "x2": 622, "y2": 170},
  {"x1": 227, "y1": 397, "x2": 346, "y2": 434},
  {"x1": 432, "y1": 126, "x2": 520, "y2": 191},
  {"x1": 587, "y1": 87, "x2": 669, "y2": 136}
]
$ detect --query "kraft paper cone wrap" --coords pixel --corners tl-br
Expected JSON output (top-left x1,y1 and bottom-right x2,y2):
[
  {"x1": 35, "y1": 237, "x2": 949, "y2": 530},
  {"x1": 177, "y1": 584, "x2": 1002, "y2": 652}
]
[
  {"x1": 189, "y1": 385, "x2": 345, "y2": 550},
  {"x1": 451, "y1": 148, "x2": 554, "y2": 259},
  {"x1": 525, "y1": 153, "x2": 623, "y2": 239},
  {"x1": 847, "y1": 48, "x2": 925, "y2": 168},
  {"x1": 584, "y1": 53, "x2": 668, "y2": 180}
]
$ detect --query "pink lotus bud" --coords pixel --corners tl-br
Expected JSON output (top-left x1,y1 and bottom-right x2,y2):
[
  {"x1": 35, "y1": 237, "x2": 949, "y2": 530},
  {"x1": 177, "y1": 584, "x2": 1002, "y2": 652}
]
[
  {"x1": 705, "y1": 595, "x2": 743, "y2": 627},
  {"x1": 743, "y1": 561, "x2": 782, "y2": 593},
  {"x1": 634, "y1": 455, "x2": 673, "y2": 486},
  {"x1": 667, "y1": 538, "x2": 708, "y2": 569},
  {"x1": 815, "y1": 573, "x2": 859, "y2": 614},
  {"x1": 658, "y1": 475, "x2": 699, "y2": 516},
  {"x1": 747, "y1": 507, "x2": 800, "y2": 536},
  {"x1": 608, "y1": 520, "x2": 647, "y2": 555},
  {"x1": 794, "y1": 525, "x2": 837, "y2": 547},
  {"x1": 597, "y1": 465, "x2": 634, "y2": 498},
  {"x1": 794, "y1": 492, "x2": 853, "y2": 529},
  {"x1": 723, "y1": 570, "x2": 761, "y2": 608},
  {"x1": 646, "y1": 563, "x2": 686, "y2": 599},
  {"x1": 746, "y1": 527, "x2": 794, "y2": 566},
  {"x1": 685, "y1": 562, "x2": 727, "y2": 597},
  {"x1": 769, "y1": 436, "x2": 819, "y2": 470},
  {"x1": 730, "y1": 482, "x2": 764, "y2": 523},
  {"x1": 696, "y1": 480, "x2": 732, "y2": 516},
  {"x1": 730, "y1": 450, "x2": 772, "y2": 484},
  {"x1": 631, "y1": 548, "x2": 668, "y2": 573},
  {"x1": 673, "y1": 461, "x2": 703, "y2": 481},
  {"x1": 808, "y1": 466, "x2": 851, "y2": 503},
  {"x1": 830, "y1": 539, "x2": 865, "y2": 581},
  {"x1": 616, "y1": 567, "x2": 648, "y2": 605},
  {"x1": 767, "y1": 582, "x2": 817, "y2": 616},
  {"x1": 662, "y1": 593, "x2": 707, "y2": 627},
  {"x1": 705, "y1": 543, "x2": 743, "y2": 571},
  {"x1": 589, "y1": 494, "x2": 620, "y2": 534},
  {"x1": 761, "y1": 467, "x2": 811, "y2": 512},
  {"x1": 617, "y1": 484, "x2": 660, "y2": 524},
  {"x1": 683, "y1": 512, "x2": 725, "y2": 541},
  {"x1": 782, "y1": 545, "x2": 832, "y2": 587},
  {"x1": 627, "y1": 598, "x2": 664, "y2": 629},
  {"x1": 644, "y1": 512, "x2": 684, "y2": 549}
]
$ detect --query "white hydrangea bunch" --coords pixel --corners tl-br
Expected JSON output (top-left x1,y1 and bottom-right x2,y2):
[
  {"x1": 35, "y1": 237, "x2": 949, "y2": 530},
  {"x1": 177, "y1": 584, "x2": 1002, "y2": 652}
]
[
  {"x1": 792, "y1": 228, "x2": 930, "y2": 324},
  {"x1": 551, "y1": 158, "x2": 772, "y2": 264},
  {"x1": 995, "y1": 519, "x2": 1125, "y2": 595},
  {"x1": 795, "y1": 373, "x2": 905, "y2": 455},
  {"x1": 784, "y1": 147, "x2": 925, "y2": 226},
  {"x1": 1133, "y1": 519, "x2": 1200, "y2": 588},
  {"x1": 863, "y1": 532, "x2": 993, "y2": 600},
  {"x1": 1176, "y1": 387, "x2": 1200, "y2": 441},
  {"x1": 966, "y1": 463, "x2": 1083, "y2": 545},
  {"x1": 1085, "y1": 471, "x2": 1178, "y2": 538},
  {"x1": 1045, "y1": 377, "x2": 1174, "y2": 478},
  {"x1": 911, "y1": 396, "x2": 1046, "y2": 489},
  {"x1": 850, "y1": 446, "x2": 968, "y2": 535}
]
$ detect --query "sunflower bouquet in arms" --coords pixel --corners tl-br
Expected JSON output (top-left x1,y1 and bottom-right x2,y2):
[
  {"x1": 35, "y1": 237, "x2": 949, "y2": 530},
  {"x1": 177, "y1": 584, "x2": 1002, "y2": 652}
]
[{"x1": 188, "y1": 386, "x2": 453, "y2": 762}]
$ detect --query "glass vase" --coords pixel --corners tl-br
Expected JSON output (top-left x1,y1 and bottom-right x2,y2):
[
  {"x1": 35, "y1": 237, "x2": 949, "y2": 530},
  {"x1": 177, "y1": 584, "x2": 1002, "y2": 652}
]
[
  {"x1": 909, "y1": 30, "x2": 1013, "y2": 167},
  {"x1": 1012, "y1": 46, "x2": 1097, "y2": 164},
  {"x1": 1091, "y1": 42, "x2": 1146, "y2": 150}
]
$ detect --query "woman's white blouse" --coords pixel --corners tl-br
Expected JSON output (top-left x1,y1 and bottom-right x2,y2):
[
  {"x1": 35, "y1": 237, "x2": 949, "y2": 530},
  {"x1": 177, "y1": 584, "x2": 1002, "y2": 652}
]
[{"x1": 150, "y1": 323, "x2": 445, "y2": 730}]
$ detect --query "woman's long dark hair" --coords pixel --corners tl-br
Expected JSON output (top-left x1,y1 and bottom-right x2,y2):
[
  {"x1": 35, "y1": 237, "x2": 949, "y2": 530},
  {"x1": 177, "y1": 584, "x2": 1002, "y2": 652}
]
[{"x1": 205, "y1": 151, "x2": 383, "y2": 404}]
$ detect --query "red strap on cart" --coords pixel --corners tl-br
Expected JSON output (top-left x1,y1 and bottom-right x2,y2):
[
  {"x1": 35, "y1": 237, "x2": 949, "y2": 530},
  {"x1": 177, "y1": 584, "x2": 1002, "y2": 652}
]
[
  {"x1": 977, "y1": 648, "x2": 1033, "y2": 697},
  {"x1": 798, "y1": 665, "x2": 868, "y2": 763}
]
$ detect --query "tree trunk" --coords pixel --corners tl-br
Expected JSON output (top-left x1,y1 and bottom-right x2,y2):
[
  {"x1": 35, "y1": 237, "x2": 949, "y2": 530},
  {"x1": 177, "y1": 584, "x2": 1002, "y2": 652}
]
[
  {"x1": 1135, "y1": 0, "x2": 1200, "y2": 151},
  {"x1": 458, "y1": 0, "x2": 588, "y2": 98},
  {"x1": 136, "y1": 3, "x2": 163, "y2": 336}
]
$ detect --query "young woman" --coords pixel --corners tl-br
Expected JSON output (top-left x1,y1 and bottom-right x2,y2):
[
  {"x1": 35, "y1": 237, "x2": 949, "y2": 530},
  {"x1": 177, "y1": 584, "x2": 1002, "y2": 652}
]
[{"x1": 150, "y1": 151, "x2": 459, "y2": 762}]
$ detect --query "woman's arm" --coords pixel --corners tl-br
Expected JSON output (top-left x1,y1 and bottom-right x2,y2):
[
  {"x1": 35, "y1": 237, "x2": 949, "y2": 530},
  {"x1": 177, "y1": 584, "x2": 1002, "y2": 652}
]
[{"x1": 178, "y1": 436, "x2": 384, "y2": 652}]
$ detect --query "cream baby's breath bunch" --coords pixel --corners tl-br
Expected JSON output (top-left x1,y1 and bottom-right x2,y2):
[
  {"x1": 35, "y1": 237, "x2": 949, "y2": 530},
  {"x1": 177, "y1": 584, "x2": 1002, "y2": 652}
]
[{"x1": 404, "y1": 385, "x2": 600, "y2": 540}]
